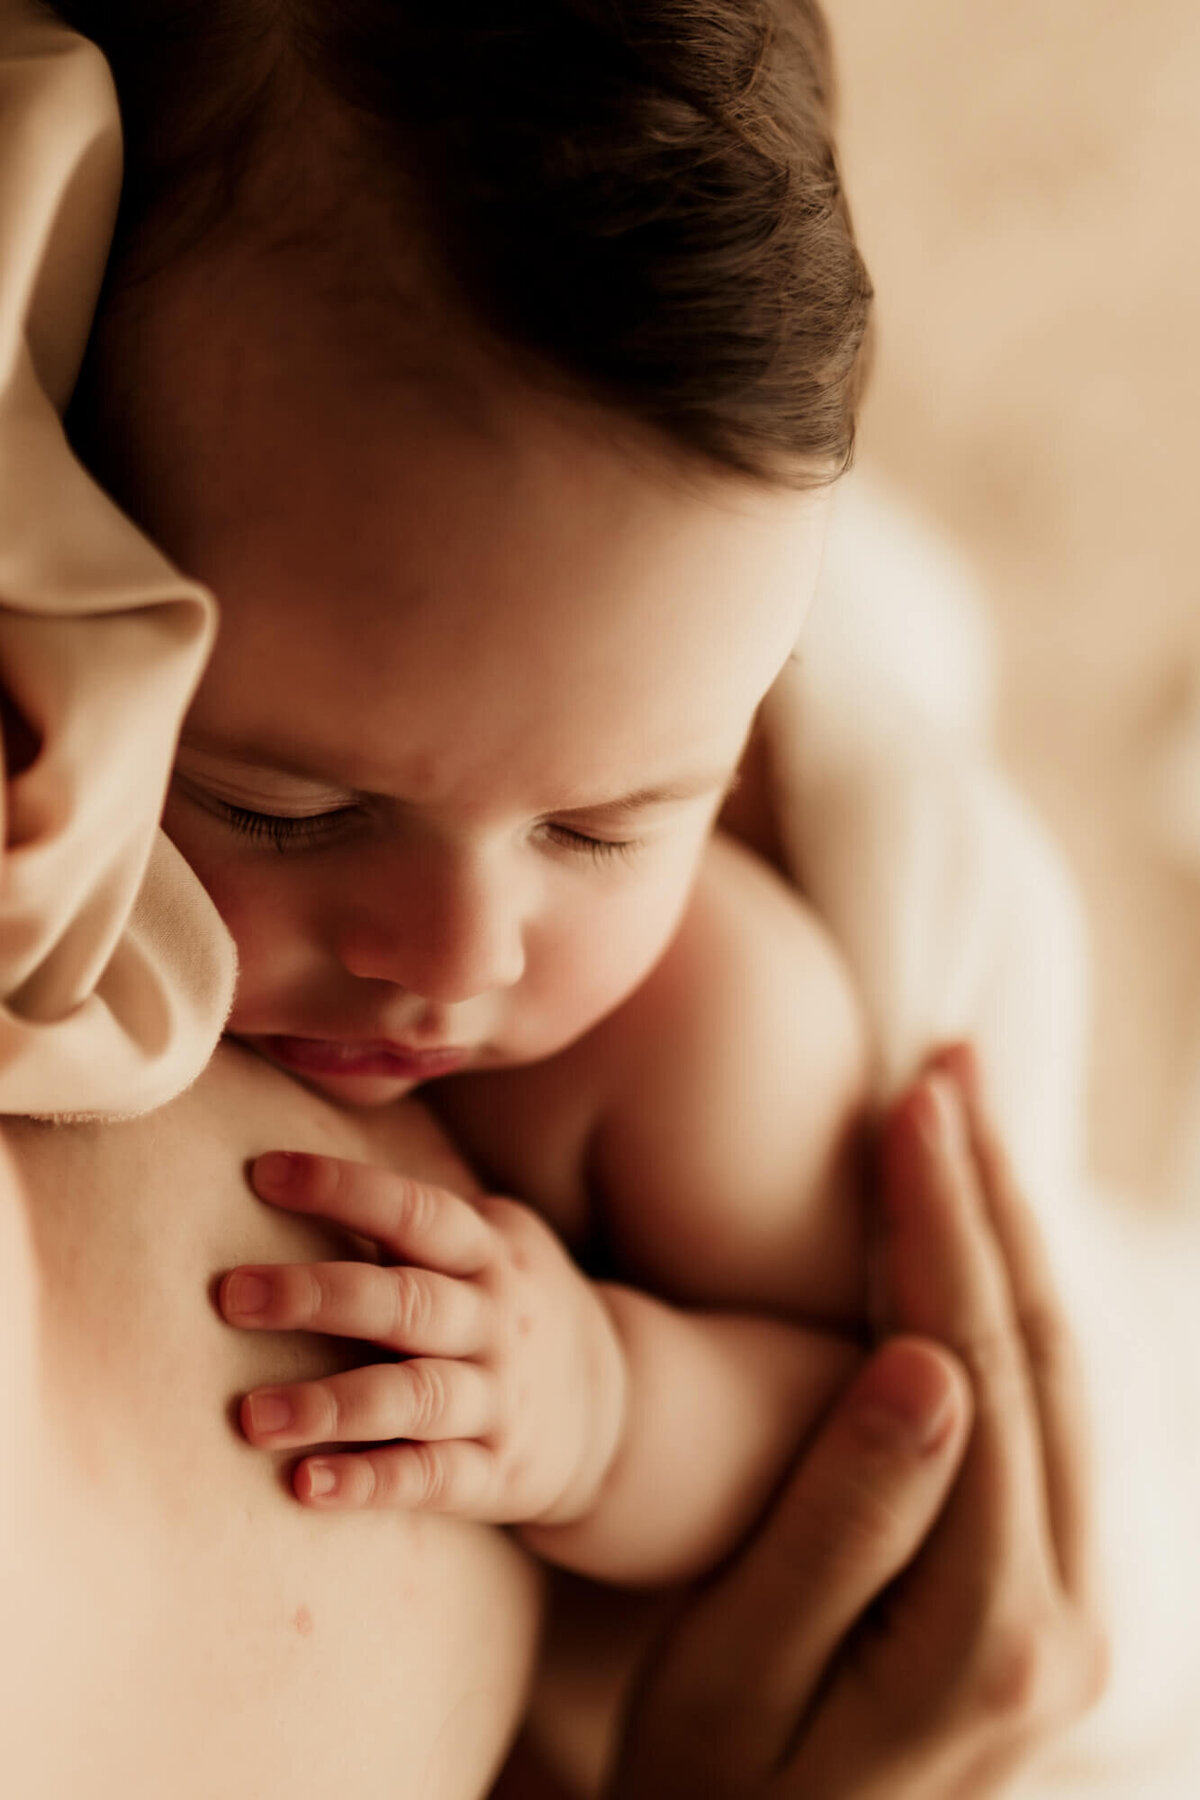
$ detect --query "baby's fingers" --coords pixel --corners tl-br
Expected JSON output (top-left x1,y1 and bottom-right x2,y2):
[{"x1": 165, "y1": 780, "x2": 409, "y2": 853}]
[
  {"x1": 240, "y1": 1358, "x2": 494, "y2": 1451},
  {"x1": 294, "y1": 1440, "x2": 497, "y2": 1514},
  {"x1": 220, "y1": 1260, "x2": 488, "y2": 1356},
  {"x1": 251, "y1": 1152, "x2": 492, "y2": 1276}
]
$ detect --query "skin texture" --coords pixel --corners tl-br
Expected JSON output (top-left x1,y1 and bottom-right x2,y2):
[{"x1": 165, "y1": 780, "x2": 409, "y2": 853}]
[
  {"x1": 65, "y1": 241, "x2": 1105, "y2": 1791},
  {"x1": 1, "y1": 1046, "x2": 542, "y2": 1800}
]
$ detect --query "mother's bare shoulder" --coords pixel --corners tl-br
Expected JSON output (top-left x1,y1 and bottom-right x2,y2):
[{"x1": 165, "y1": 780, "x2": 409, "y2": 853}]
[{"x1": 0, "y1": 1043, "x2": 542, "y2": 1800}]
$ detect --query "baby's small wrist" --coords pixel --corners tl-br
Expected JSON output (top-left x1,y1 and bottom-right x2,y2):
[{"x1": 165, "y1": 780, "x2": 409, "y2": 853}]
[{"x1": 524, "y1": 1283, "x2": 630, "y2": 1535}]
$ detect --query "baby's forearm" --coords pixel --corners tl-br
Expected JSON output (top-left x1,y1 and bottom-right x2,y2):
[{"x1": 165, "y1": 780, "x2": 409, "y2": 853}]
[{"x1": 518, "y1": 1284, "x2": 863, "y2": 1586}]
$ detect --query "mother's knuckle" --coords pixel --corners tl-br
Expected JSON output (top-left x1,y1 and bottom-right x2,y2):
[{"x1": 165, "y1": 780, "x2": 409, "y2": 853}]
[
  {"x1": 963, "y1": 1610, "x2": 1072, "y2": 1733},
  {"x1": 974, "y1": 1625, "x2": 1045, "y2": 1720}
]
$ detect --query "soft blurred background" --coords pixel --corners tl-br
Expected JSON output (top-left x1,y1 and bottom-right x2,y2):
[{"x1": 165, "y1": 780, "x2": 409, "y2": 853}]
[{"x1": 823, "y1": 0, "x2": 1200, "y2": 1210}]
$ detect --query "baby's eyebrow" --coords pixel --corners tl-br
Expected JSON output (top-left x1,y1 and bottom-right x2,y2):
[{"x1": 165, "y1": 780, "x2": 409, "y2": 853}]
[
  {"x1": 176, "y1": 739, "x2": 355, "y2": 794},
  {"x1": 559, "y1": 769, "x2": 736, "y2": 818},
  {"x1": 179, "y1": 735, "x2": 736, "y2": 815}
]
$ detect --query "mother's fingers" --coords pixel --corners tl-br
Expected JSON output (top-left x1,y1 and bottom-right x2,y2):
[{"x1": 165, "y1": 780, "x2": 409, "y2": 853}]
[
  {"x1": 250, "y1": 1151, "x2": 493, "y2": 1276},
  {"x1": 868, "y1": 1048, "x2": 1108, "y2": 1748},
  {"x1": 608, "y1": 1338, "x2": 971, "y2": 1800},
  {"x1": 928, "y1": 1042, "x2": 1098, "y2": 1601},
  {"x1": 877, "y1": 1071, "x2": 1052, "y2": 1580}
]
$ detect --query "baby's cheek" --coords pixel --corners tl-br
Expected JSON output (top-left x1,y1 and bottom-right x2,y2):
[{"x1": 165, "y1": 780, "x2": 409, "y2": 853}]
[
  {"x1": 160, "y1": 804, "x2": 269, "y2": 949},
  {"x1": 520, "y1": 883, "x2": 695, "y2": 1054},
  {"x1": 195, "y1": 866, "x2": 319, "y2": 1018}
]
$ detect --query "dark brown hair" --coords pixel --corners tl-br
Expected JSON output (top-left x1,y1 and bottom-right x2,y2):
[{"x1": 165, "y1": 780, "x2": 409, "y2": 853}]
[{"x1": 54, "y1": 0, "x2": 872, "y2": 482}]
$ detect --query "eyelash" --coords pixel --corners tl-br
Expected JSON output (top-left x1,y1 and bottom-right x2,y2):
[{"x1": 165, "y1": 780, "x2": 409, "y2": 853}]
[
  {"x1": 543, "y1": 823, "x2": 640, "y2": 865},
  {"x1": 210, "y1": 800, "x2": 640, "y2": 864},
  {"x1": 214, "y1": 801, "x2": 350, "y2": 853}
]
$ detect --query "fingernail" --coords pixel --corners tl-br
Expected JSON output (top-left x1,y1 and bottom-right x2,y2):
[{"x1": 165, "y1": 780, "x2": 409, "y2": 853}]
[
  {"x1": 223, "y1": 1271, "x2": 273, "y2": 1317},
  {"x1": 245, "y1": 1390, "x2": 294, "y2": 1436},
  {"x1": 305, "y1": 1460, "x2": 338, "y2": 1499},
  {"x1": 857, "y1": 1392, "x2": 957, "y2": 1454},
  {"x1": 855, "y1": 1347, "x2": 961, "y2": 1454},
  {"x1": 254, "y1": 1151, "x2": 306, "y2": 1194}
]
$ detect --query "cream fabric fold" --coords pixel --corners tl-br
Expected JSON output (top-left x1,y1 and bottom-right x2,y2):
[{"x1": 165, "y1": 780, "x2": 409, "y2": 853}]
[
  {"x1": 0, "y1": 0, "x2": 235, "y2": 1116},
  {"x1": 763, "y1": 478, "x2": 1092, "y2": 1213}
]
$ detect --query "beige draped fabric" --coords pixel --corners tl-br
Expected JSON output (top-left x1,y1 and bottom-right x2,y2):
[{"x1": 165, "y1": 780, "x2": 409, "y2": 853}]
[{"x1": 0, "y1": 0, "x2": 235, "y2": 1116}]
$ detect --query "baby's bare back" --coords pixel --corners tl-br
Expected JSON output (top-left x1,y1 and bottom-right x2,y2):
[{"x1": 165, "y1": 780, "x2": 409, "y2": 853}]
[{"x1": 1, "y1": 1044, "x2": 541, "y2": 1800}]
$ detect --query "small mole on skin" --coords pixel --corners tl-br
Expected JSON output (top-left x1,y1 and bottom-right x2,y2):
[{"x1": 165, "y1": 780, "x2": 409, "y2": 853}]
[
  {"x1": 292, "y1": 1604, "x2": 314, "y2": 1638},
  {"x1": 516, "y1": 1314, "x2": 533, "y2": 1337}
]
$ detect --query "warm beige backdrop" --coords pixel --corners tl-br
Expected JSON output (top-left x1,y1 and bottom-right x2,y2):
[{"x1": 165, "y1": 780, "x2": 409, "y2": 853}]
[{"x1": 824, "y1": 0, "x2": 1200, "y2": 1206}]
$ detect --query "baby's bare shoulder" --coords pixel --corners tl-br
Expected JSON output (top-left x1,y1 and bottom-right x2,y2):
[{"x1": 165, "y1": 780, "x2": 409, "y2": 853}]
[
  {"x1": 587, "y1": 832, "x2": 871, "y2": 1313},
  {"x1": 599, "y1": 831, "x2": 864, "y2": 1098},
  {"x1": 653, "y1": 830, "x2": 857, "y2": 1019}
]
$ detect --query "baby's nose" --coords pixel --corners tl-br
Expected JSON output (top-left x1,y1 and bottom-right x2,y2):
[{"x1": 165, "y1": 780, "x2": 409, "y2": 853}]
[{"x1": 335, "y1": 854, "x2": 528, "y2": 1004}]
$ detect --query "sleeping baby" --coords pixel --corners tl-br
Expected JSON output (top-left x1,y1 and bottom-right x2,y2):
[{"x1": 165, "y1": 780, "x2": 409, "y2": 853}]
[{"x1": 74, "y1": 0, "x2": 878, "y2": 1588}]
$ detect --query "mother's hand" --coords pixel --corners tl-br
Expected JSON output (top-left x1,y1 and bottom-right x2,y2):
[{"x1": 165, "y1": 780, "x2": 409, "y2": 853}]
[{"x1": 606, "y1": 1043, "x2": 1108, "y2": 1799}]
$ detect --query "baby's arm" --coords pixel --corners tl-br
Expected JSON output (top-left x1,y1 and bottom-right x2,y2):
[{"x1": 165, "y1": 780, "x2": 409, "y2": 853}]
[
  {"x1": 585, "y1": 828, "x2": 873, "y2": 1321},
  {"x1": 521, "y1": 831, "x2": 876, "y2": 1577},
  {"x1": 521, "y1": 1286, "x2": 861, "y2": 1583},
  {"x1": 219, "y1": 1149, "x2": 861, "y2": 1585}
]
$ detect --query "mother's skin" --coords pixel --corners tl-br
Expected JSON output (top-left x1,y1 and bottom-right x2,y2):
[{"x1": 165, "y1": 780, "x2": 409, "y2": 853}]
[{"x1": 1, "y1": 1042, "x2": 540, "y2": 1800}]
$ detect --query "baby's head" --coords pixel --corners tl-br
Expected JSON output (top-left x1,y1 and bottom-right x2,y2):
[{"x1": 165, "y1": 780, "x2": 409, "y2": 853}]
[{"x1": 66, "y1": 0, "x2": 871, "y2": 1104}]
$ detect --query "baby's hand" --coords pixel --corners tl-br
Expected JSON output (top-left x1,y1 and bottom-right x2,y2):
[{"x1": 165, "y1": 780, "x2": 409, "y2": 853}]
[{"x1": 218, "y1": 1153, "x2": 627, "y2": 1522}]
